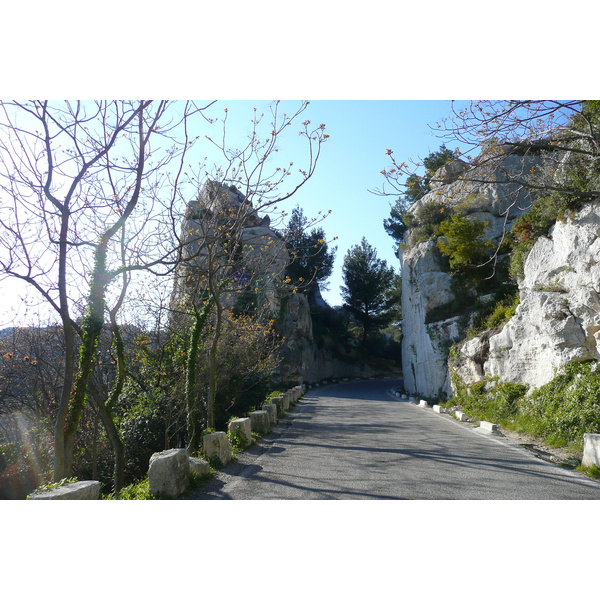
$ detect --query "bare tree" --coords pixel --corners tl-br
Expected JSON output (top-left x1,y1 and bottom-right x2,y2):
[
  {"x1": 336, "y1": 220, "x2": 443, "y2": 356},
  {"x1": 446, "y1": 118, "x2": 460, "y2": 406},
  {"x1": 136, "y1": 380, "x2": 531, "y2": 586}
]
[
  {"x1": 172, "y1": 102, "x2": 329, "y2": 439},
  {"x1": 0, "y1": 99, "x2": 329, "y2": 483},
  {"x1": 378, "y1": 101, "x2": 600, "y2": 201},
  {"x1": 0, "y1": 100, "x2": 211, "y2": 480}
]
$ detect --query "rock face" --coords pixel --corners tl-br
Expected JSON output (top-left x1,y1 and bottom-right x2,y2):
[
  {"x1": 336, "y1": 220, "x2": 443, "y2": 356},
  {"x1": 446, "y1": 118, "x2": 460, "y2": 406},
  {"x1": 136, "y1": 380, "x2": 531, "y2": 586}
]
[
  {"x1": 400, "y1": 239, "x2": 461, "y2": 397},
  {"x1": 403, "y1": 145, "x2": 600, "y2": 397},
  {"x1": 173, "y1": 182, "x2": 288, "y2": 315},
  {"x1": 401, "y1": 154, "x2": 539, "y2": 398},
  {"x1": 457, "y1": 200, "x2": 600, "y2": 389},
  {"x1": 278, "y1": 293, "x2": 371, "y2": 384},
  {"x1": 173, "y1": 182, "x2": 367, "y2": 385}
]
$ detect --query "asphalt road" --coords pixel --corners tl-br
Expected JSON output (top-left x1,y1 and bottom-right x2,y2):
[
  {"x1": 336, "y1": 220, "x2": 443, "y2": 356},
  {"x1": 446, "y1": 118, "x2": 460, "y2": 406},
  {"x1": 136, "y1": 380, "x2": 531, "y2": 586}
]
[{"x1": 187, "y1": 379, "x2": 600, "y2": 500}]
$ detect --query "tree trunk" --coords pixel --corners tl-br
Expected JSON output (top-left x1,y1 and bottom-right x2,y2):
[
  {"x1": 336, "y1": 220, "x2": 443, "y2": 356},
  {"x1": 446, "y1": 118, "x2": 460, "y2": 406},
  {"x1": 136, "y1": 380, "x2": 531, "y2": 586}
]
[
  {"x1": 62, "y1": 244, "x2": 109, "y2": 475},
  {"x1": 89, "y1": 387, "x2": 126, "y2": 493},
  {"x1": 53, "y1": 316, "x2": 76, "y2": 481}
]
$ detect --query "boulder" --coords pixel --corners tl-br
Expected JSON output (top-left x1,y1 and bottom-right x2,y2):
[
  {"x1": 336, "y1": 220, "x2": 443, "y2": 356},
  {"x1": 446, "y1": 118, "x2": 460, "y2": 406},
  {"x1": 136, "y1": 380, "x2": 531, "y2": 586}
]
[
  {"x1": 203, "y1": 432, "x2": 232, "y2": 467},
  {"x1": 27, "y1": 480, "x2": 101, "y2": 500},
  {"x1": 148, "y1": 448, "x2": 190, "y2": 498}
]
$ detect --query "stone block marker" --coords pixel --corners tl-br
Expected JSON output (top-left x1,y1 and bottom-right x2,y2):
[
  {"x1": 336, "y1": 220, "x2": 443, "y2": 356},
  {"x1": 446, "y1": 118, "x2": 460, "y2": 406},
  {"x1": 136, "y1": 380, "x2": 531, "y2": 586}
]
[
  {"x1": 148, "y1": 448, "x2": 190, "y2": 498},
  {"x1": 433, "y1": 405, "x2": 446, "y2": 414},
  {"x1": 285, "y1": 390, "x2": 295, "y2": 406},
  {"x1": 478, "y1": 421, "x2": 499, "y2": 434},
  {"x1": 228, "y1": 417, "x2": 252, "y2": 446},
  {"x1": 454, "y1": 411, "x2": 468, "y2": 422},
  {"x1": 203, "y1": 432, "x2": 232, "y2": 467},
  {"x1": 250, "y1": 410, "x2": 271, "y2": 434},
  {"x1": 263, "y1": 403, "x2": 278, "y2": 425},
  {"x1": 271, "y1": 395, "x2": 285, "y2": 414},
  {"x1": 419, "y1": 400, "x2": 429, "y2": 408},
  {"x1": 582, "y1": 433, "x2": 600, "y2": 468},
  {"x1": 189, "y1": 457, "x2": 210, "y2": 478},
  {"x1": 28, "y1": 480, "x2": 101, "y2": 500}
]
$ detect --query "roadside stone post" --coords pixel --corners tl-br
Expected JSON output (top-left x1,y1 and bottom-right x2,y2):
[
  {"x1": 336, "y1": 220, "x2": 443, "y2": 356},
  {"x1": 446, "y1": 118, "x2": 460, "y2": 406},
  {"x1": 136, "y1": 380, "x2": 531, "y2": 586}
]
[
  {"x1": 228, "y1": 417, "x2": 252, "y2": 447},
  {"x1": 203, "y1": 432, "x2": 232, "y2": 467},
  {"x1": 271, "y1": 395, "x2": 285, "y2": 415},
  {"x1": 27, "y1": 480, "x2": 101, "y2": 500},
  {"x1": 263, "y1": 403, "x2": 278, "y2": 425},
  {"x1": 148, "y1": 448, "x2": 190, "y2": 498},
  {"x1": 582, "y1": 433, "x2": 600, "y2": 468},
  {"x1": 189, "y1": 457, "x2": 210, "y2": 478},
  {"x1": 250, "y1": 410, "x2": 271, "y2": 434}
]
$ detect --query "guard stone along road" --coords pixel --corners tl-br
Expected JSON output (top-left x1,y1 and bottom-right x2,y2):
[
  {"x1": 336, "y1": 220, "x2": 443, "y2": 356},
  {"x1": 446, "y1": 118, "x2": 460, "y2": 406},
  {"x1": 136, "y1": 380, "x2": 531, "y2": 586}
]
[{"x1": 187, "y1": 379, "x2": 600, "y2": 500}]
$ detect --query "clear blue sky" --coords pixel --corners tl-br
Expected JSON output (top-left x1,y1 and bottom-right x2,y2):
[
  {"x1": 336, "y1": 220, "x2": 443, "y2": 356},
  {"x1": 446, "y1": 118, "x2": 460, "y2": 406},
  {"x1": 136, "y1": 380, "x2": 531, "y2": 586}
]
[
  {"x1": 195, "y1": 99, "x2": 468, "y2": 307},
  {"x1": 1, "y1": 100, "x2": 469, "y2": 325}
]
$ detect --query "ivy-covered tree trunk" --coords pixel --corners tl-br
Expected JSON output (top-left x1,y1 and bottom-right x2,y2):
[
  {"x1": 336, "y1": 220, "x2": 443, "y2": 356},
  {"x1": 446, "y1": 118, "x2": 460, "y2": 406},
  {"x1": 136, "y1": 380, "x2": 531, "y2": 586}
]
[
  {"x1": 62, "y1": 245, "x2": 109, "y2": 476},
  {"x1": 185, "y1": 298, "x2": 214, "y2": 453},
  {"x1": 89, "y1": 386, "x2": 126, "y2": 493}
]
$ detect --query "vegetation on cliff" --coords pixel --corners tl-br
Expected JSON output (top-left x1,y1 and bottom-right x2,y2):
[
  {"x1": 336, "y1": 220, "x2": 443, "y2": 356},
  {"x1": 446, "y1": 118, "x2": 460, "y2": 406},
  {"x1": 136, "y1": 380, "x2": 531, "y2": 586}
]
[{"x1": 386, "y1": 101, "x2": 600, "y2": 453}]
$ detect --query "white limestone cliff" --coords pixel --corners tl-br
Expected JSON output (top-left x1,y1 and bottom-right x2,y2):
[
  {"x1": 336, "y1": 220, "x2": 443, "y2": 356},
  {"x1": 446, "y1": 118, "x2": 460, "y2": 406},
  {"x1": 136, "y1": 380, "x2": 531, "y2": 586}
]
[
  {"x1": 457, "y1": 200, "x2": 600, "y2": 389},
  {"x1": 401, "y1": 153, "x2": 540, "y2": 398}
]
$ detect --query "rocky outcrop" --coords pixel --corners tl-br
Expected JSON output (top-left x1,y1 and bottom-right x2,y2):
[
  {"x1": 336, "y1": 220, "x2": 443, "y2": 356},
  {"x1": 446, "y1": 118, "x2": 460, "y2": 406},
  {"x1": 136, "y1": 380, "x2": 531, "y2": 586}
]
[
  {"x1": 277, "y1": 292, "x2": 372, "y2": 385},
  {"x1": 173, "y1": 182, "x2": 288, "y2": 315},
  {"x1": 400, "y1": 240, "x2": 460, "y2": 397},
  {"x1": 456, "y1": 200, "x2": 600, "y2": 389},
  {"x1": 401, "y1": 154, "x2": 540, "y2": 398},
  {"x1": 174, "y1": 182, "x2": 370, "y2": 385}
]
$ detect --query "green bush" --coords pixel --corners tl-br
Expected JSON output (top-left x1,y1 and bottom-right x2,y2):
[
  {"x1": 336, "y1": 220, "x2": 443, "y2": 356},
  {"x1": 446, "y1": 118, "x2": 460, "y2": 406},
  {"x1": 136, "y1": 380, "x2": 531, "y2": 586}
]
[
  {"x1": 436, "y1": 214, "x2": 495, "y2": 271},
  {"x1": 509, "y1": 192, "x2": 573, "y2": 282},
  {"x1": 516, "y1": 361, "x2": 600, "y2": 447},
  {"x1": 450, "y1": 375, "x2": 528, "y2": 424},
  {"x1": 410, "y1": 201, "x2": 453, "y2": 244},
  {"x1": 468, "y1": 292, "x2": 520, "y2": 334}
]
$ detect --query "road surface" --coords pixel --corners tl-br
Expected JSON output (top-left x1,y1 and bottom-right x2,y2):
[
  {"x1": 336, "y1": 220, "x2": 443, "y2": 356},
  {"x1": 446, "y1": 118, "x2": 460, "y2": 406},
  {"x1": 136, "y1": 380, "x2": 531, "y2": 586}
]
[{"x1": 186, "y1": 379, "x2": 600, "y2": 500}]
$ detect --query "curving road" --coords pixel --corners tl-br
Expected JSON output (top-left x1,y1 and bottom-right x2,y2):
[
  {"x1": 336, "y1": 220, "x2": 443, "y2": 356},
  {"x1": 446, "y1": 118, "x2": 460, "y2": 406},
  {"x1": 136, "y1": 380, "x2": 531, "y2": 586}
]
[{"x1": 187, "y1": 379, "x2": 600, "y2": 500}]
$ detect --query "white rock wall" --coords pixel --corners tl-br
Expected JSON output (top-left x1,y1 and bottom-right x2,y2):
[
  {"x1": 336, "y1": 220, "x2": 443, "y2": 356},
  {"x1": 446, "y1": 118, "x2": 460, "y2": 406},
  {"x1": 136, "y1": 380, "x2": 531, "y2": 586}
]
[
  {"x1": 401, "y1": 240, "x2": 458, "y2": 397},
  {"x1": 401, "y1": 154, "x2": 539, "y2": 398},
  {"x1": 485, "y1": 201, "x2": 600, "y2": 388}
]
